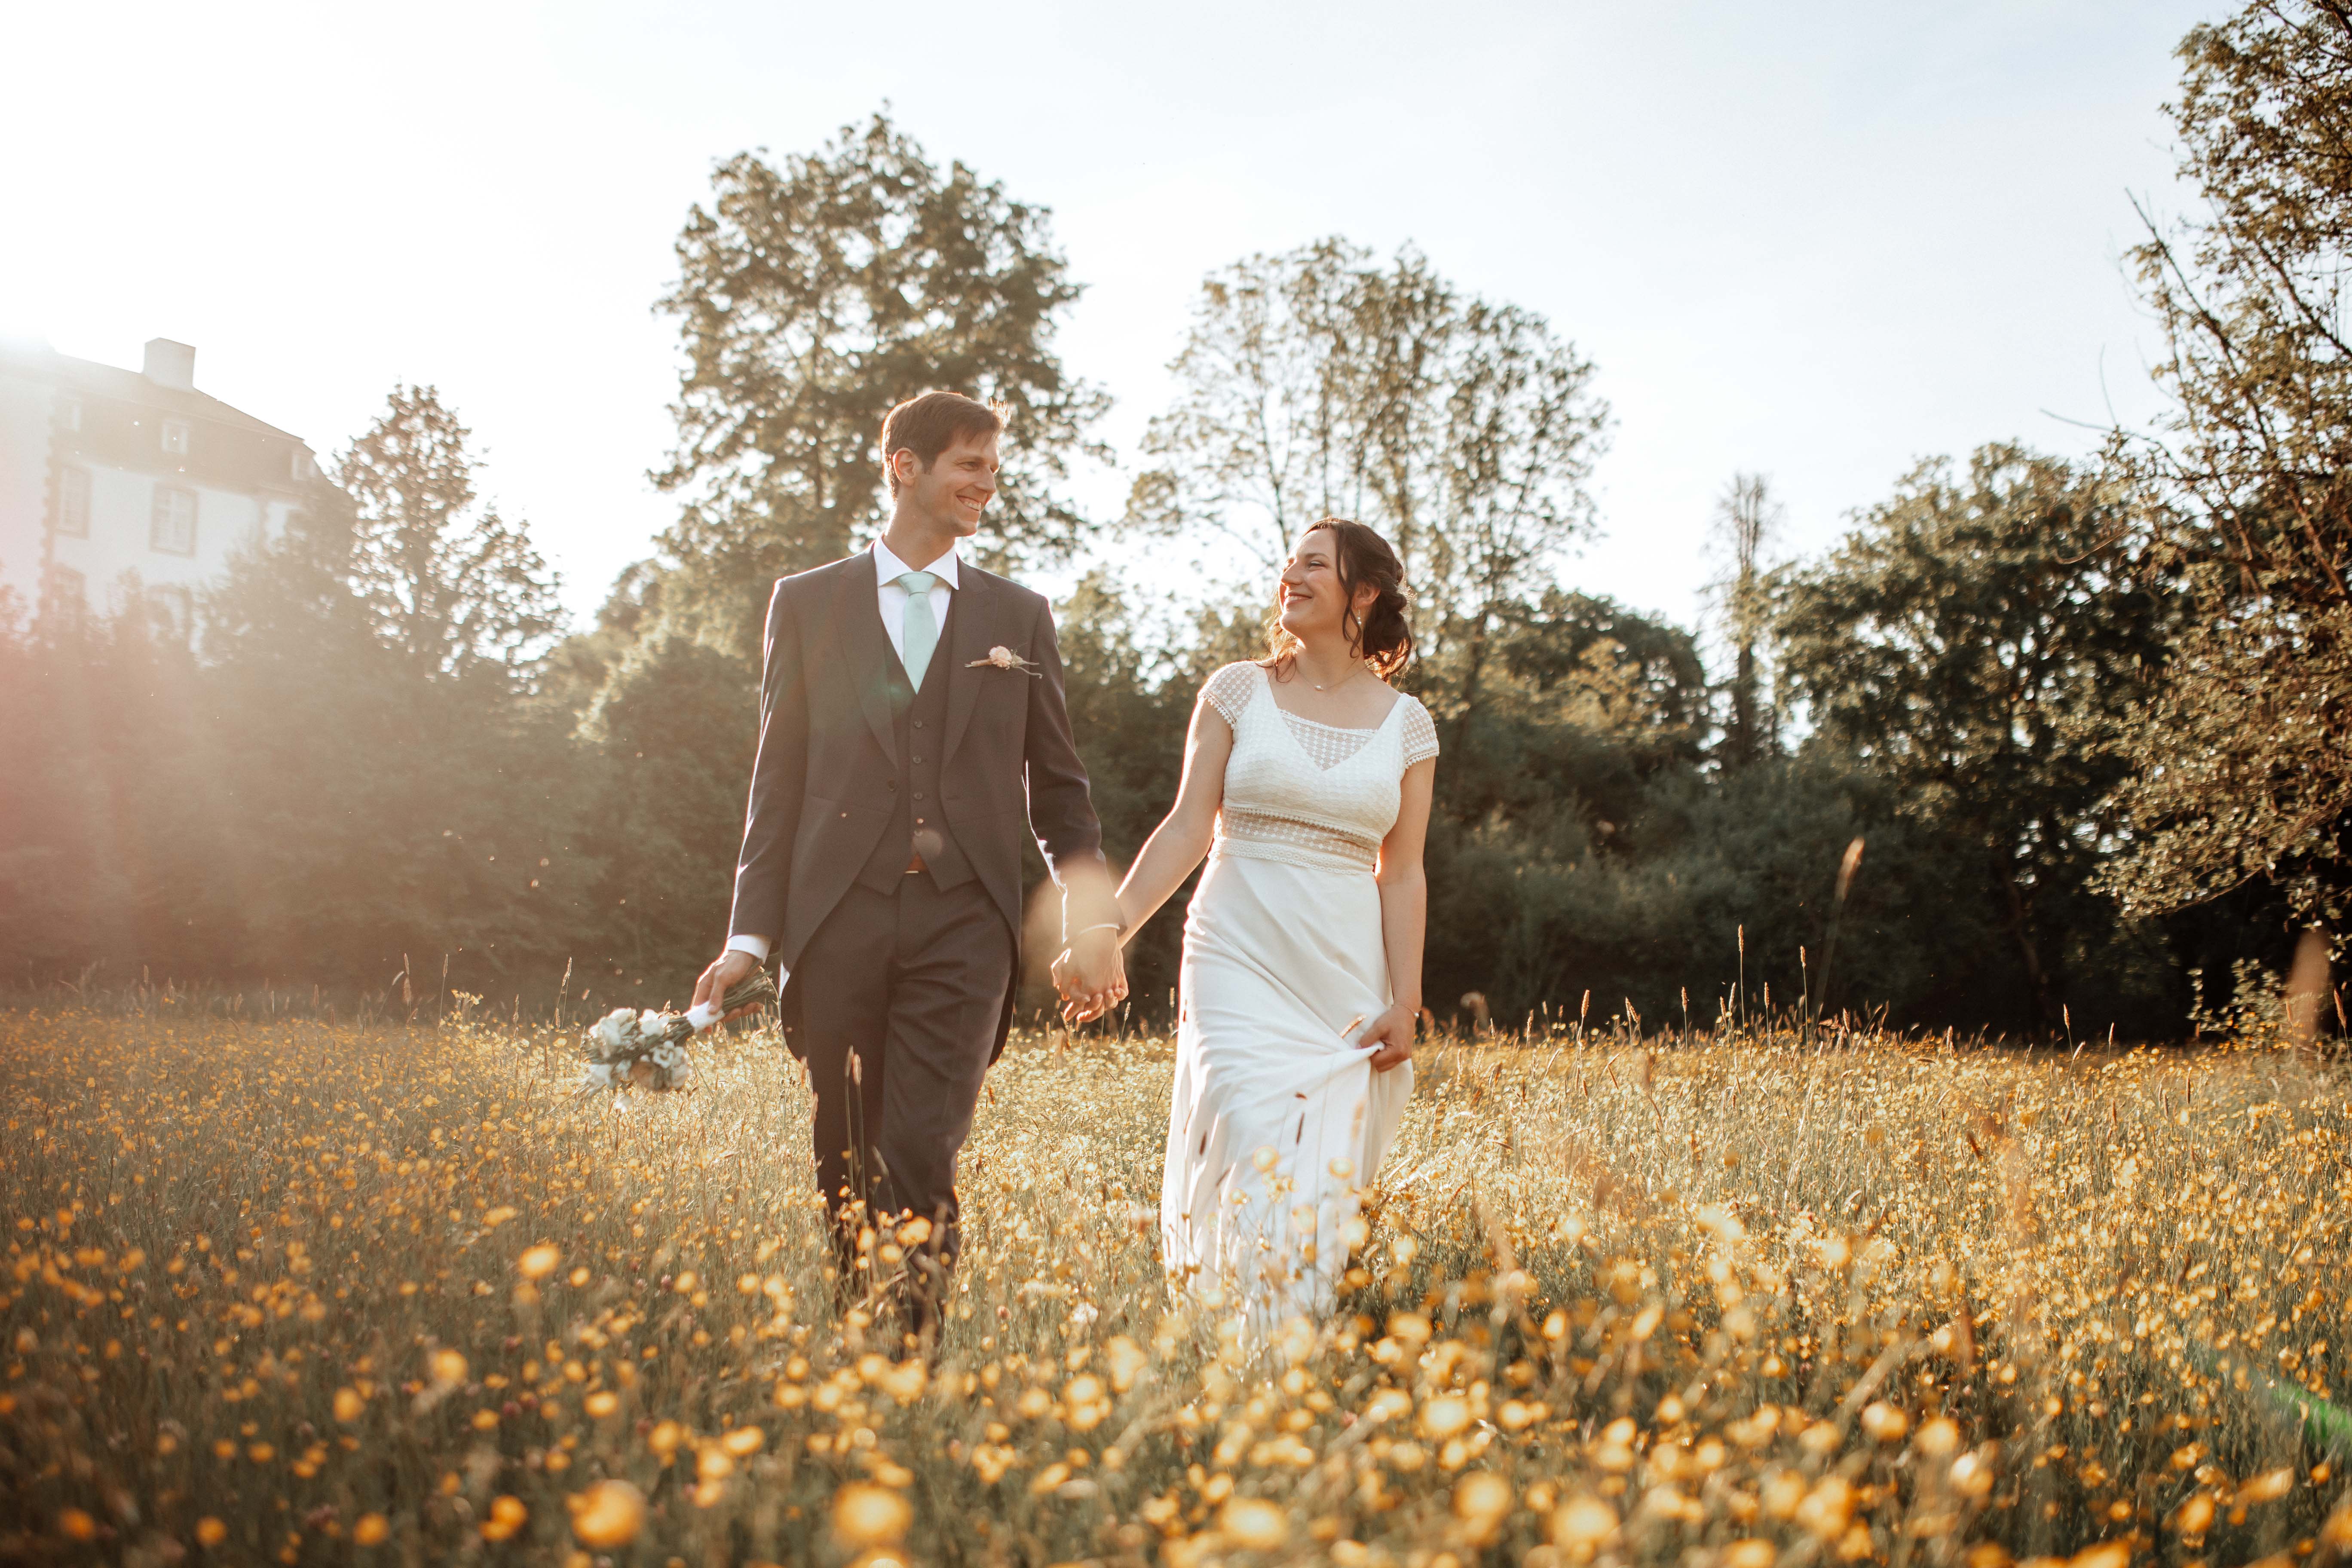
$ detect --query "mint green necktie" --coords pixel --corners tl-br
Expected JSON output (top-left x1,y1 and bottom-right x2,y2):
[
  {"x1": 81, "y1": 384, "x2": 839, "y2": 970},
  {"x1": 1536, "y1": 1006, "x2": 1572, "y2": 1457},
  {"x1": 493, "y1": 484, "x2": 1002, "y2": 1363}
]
[{"x1": 897, "y1": 570, "x2": 939, "y2": 689}]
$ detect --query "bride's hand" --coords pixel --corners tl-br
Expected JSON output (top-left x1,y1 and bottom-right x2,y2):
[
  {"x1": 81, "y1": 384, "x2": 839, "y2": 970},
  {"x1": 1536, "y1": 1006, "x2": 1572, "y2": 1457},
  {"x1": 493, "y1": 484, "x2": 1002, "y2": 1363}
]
[{"x1": 1356, "y1": 1004, "x2": 1417, "y2": 1072}]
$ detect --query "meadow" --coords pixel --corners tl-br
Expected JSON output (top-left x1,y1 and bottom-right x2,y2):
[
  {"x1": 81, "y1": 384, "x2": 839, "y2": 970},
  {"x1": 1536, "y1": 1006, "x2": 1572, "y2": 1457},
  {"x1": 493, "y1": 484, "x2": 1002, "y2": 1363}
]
[{"x1": 3, "y1": 997, "x2": 2349, "y2": 1568}]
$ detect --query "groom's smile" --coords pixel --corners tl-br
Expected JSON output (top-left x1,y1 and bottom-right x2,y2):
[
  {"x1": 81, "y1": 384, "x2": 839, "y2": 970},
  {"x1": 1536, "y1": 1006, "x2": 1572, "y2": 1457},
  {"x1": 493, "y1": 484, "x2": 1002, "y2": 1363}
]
[{"x1": 907, "y1": 430, "x2": 1001, "y2": 539}]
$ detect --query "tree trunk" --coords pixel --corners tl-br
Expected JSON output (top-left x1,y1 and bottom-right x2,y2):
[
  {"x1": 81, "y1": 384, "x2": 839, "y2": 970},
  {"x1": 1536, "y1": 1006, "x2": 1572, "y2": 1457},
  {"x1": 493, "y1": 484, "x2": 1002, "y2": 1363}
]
[
  {"x1": 1728, "y1": 638, "x2": 1758, "y2": 769},
  {"x1": 1990, "y1": 850, "x2": 2058, "y2": 1038}
]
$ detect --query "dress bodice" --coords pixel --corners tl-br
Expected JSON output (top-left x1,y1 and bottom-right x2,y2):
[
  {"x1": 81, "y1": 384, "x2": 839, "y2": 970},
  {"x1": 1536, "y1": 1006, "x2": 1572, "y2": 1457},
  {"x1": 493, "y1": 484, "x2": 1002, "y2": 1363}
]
[{"x1": 1201, "y1": 662, "x2": 1440, "y2": 872}]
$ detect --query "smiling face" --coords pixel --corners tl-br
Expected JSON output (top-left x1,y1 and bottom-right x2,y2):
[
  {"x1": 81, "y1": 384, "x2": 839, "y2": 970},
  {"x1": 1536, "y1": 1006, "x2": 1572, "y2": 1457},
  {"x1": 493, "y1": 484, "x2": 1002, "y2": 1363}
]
[
  {"x1": 1276, "y1": 525, "x2": 1376, "y2": 648},
  {"x1": 893, "y1": 431, "x2": 1000, "y2": 539}
]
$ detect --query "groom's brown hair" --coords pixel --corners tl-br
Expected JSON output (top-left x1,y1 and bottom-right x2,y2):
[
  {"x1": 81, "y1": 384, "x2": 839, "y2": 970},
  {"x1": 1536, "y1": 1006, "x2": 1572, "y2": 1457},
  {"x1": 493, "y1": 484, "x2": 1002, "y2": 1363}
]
[{"x1": 881, "y1": 391, "x2": 1004, "y2": 497}]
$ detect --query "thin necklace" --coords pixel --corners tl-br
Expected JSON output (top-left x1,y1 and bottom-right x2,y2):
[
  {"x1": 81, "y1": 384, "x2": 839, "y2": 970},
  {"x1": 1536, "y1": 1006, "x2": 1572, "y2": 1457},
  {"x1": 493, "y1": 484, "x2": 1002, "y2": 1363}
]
[{"x1": 1308, "y1": 661, "x2": 1365, "y2": 692}]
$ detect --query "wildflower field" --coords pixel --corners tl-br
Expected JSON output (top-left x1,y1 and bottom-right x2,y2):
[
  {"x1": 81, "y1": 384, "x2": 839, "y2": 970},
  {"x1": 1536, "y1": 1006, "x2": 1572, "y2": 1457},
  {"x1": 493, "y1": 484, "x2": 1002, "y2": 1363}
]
[{"x1": 4, "y1": 1001, "x2": 2350, "y2": 1568}]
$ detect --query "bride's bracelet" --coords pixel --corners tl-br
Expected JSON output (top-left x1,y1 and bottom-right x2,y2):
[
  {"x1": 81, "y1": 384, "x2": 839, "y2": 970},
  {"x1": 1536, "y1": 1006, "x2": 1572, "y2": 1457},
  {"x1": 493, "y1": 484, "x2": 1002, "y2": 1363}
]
[{"x1": 1069, "y1": 921, "x2": 1124, "y2": 943}]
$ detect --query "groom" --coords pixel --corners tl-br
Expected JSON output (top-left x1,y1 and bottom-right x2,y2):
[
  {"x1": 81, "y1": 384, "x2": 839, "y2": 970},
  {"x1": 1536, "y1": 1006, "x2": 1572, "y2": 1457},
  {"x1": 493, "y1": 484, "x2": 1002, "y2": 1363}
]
[{"x1": 692, "y1": 390, "x2": 1125, "y2": 1333}]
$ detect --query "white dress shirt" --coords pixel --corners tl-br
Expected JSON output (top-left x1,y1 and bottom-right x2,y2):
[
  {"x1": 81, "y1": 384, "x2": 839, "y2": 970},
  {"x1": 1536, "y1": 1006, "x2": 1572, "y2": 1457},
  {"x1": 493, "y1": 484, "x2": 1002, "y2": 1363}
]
[
  {"x1": 870, "y1": 535, "x2": 960, "y2": 666},
  {"x1": 725, "y1": 539, "x2": 961, "y2": 974}
]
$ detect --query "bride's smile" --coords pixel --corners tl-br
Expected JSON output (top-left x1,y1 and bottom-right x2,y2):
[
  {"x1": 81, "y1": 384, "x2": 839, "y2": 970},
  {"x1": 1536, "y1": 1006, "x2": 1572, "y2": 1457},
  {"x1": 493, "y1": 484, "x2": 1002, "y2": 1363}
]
[{"x1": 1276, "y1": 539, "x2": 1351, "y2": 640}]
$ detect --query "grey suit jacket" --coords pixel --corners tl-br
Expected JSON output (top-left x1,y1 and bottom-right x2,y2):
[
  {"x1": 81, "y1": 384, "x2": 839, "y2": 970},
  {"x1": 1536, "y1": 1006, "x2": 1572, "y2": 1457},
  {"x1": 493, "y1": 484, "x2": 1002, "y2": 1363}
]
[{"x1": 727, "y1": 549, "x2": 1118, "y2": 1056}]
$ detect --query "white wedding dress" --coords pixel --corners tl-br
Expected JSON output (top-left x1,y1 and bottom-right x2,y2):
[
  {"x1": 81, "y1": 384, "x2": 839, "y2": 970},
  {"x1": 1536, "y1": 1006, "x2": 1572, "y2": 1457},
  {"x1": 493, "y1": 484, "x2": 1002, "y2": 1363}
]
[{"x1": 1161, "y1": 662, "x2": 1439, "y2": 1334}]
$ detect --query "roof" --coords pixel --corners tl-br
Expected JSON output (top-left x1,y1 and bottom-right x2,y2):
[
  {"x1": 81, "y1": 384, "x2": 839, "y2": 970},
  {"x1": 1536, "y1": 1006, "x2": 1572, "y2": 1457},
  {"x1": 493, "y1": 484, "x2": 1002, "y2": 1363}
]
[{"x1": 0, "y1": 339, "x2": 309, "y2": 447}]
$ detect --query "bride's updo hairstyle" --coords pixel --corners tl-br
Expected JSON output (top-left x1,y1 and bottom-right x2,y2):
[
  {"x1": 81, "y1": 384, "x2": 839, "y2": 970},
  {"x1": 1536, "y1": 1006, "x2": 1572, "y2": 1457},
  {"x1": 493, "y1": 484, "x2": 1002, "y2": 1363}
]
[{"x1": 1265, "y1": 518, "x2": 1416, "y2": 681}]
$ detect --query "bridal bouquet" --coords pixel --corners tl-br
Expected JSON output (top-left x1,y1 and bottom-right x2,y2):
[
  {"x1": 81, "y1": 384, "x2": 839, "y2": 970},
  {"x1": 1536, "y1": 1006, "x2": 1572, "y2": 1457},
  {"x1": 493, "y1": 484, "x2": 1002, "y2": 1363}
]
[{"x1": 576, "y1": 971, "x2": 777, "y2": 1094}]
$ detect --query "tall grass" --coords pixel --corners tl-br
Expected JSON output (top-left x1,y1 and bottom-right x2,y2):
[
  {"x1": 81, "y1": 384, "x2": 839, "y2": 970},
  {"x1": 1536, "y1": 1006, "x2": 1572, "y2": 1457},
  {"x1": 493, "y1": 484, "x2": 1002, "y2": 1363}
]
[{"x1": 2, "y1": 1004, "x2": 2348, "y2": 1566}]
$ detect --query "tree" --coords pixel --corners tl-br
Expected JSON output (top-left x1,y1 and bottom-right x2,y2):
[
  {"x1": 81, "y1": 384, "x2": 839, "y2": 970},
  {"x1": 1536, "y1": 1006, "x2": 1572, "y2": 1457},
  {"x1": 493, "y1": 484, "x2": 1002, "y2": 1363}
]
[
  {"x1": 2113, "y1": 0, "x2": 2352, "y2": 928},
  {"x1": 334, "y1": 385, "x2": 562, "y2": 682},
  {"x1": 190, "y1": 490, "x2": 597, "y2": 993},
  {"x1": 1776, "y1": 445, "x2": 2180, "y2": 1033},
  {"x1": 1412, "y1": 591, "x2": 1712, "y2": 1024},
  {"x1": 0, "y1": 601, "x2": 227, "y2": 978},
  {"x1": 571, "y1": 637, "x2": 759, "y2": 998},
  {"x1": 654, "y1": 110, "x2": 1109, "y2": 657},
  {"x1": 1706, "y1": 473, "x2": 1783, "y2": 769},
  {"x1": 1130, "y1": 239, "x2": 1610, "y2": 711},
  {"x1": 1128, "y1": 239, "x2": 1371, "y2": 573}
]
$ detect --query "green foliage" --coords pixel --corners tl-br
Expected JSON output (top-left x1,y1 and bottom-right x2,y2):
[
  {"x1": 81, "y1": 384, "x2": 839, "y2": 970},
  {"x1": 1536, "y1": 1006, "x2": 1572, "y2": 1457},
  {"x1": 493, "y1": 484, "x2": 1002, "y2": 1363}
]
[
  {"x1": 572, "y1": 636, "x2": 759, "y2": 1003},
  {"x1": 0, "y1": 391, "x2": 2271, "y2": 1042},
  {"x1": 332, "y1": 384, "x2": 562, "y2": 681},
  {"x1": 2114, "y1": 0, "x2": 2352, "y2": 926},
  {"x1": 194, "y1": 487, "x2": 596, "y2": 991},
  {"x1": 652, "y1": 110, "x2": 1109, "y2": 659},
  {"x1": 10, "y1": 55, "x2": 2339, "y2": 1044},
  {"x1": 1776, "y1": 445, "x2": 2183, "y2": 1032},
  {"x1": 1427, "y1": 756, "x2": 1913, "y2": 1030},
  {"x1": 0, "y1": 607, "x2": 225, "y2": 977},
  {"x1": 1046, "y1": 576, "x2": 1198, "y2": 1017},
  {"x1": 2102, "y1": 588, "x2": 2352, "y2": 927},
  {"x1": 0, "y1": 404, "x2": 594, "y2": 1001},
  {"x1": 1706, "y1": 474, "x2": 1783, "y2": 770},
  {"x1": 1130, "y1": 238, "x2": 1609, "y2": 667}
]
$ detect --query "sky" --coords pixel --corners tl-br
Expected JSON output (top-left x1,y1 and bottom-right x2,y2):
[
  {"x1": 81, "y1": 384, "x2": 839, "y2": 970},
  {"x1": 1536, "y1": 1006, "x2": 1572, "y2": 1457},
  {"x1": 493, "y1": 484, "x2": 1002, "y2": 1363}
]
[{"x1": 1, "y1": 0, "x2": 2218, "y2": 640}]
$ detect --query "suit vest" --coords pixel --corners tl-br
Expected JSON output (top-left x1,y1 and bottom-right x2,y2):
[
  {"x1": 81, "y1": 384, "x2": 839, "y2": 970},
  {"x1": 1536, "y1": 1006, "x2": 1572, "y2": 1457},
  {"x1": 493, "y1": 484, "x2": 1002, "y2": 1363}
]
[{"x1": 853, "y1": 603, "x2": 977, "y2": 896}]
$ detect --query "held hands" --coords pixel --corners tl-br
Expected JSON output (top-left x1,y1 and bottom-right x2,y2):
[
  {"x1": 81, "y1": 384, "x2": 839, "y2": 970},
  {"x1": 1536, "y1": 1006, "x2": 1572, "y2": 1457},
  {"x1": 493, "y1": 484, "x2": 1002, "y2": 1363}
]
[
  {"x1": 1050, "y1": 925, "x2": 1127, "y2": 1025},
  {"x1": 1354, "y1": 1003, "x2": 1418, "y2": 1072},
  {"x1": 692, "y1": 947, "x2": 767, "y2": 1023}
]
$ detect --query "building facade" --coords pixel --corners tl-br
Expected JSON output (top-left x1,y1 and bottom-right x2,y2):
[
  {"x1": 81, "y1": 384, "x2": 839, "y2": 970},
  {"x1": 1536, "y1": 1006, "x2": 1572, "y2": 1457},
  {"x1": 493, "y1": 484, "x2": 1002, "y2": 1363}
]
[{"x1": 0, "y1": 337, "x2": 316, "y2": 634}]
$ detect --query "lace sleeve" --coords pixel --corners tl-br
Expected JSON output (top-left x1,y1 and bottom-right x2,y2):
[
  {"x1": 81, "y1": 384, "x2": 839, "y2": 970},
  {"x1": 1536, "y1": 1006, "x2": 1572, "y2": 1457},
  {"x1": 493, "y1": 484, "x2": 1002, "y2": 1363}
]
[
  {"x1": 1400, "y1": 696, "x2": 1440, "y2": 769},
  {"x1": 1200, "y1": 662, "x2": 1260, "y2": 726}
]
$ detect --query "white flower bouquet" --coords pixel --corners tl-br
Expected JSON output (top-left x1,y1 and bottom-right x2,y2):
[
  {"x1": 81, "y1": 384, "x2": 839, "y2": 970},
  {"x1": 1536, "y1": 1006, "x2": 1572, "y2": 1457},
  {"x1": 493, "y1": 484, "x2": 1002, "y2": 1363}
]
[{"x1": 576, "y1": 971, "x2": 777, "y2": 1094}]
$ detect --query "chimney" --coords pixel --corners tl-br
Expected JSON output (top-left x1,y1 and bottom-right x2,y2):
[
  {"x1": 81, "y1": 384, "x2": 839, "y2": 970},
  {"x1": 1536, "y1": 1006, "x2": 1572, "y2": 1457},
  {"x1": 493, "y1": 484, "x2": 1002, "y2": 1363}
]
[{"x1": 143, "y1": 338, "x2": 196, "y2": 390}]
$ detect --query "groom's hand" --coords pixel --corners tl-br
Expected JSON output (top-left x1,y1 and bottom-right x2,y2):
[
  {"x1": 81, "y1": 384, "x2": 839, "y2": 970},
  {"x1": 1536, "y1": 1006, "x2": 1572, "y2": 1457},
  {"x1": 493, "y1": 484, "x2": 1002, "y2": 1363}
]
[
  {"x1": 693, "y1": 948, "x2": 765, "y2": 1020},
  {"x1": 1055, "y1": 927, "x2": 1126, "y2": 1025}
]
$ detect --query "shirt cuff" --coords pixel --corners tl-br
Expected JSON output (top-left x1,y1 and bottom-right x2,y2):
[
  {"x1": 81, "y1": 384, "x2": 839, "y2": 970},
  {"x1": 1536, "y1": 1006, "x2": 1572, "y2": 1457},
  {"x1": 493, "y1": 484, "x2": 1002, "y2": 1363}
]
[{"x1": 726, "y1": 933, "x2": 771, "y2": 963}]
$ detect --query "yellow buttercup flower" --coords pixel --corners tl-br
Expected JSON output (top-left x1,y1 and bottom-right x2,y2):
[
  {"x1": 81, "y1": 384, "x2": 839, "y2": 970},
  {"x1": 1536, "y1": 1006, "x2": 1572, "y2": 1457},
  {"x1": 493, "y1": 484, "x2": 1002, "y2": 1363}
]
[
  {"x1": 569, "y1": 1482, "x2": 645, "y2": 1548},
  {"x1": 833, "y1": 1483, "x2": 910, "y2": 1548}
]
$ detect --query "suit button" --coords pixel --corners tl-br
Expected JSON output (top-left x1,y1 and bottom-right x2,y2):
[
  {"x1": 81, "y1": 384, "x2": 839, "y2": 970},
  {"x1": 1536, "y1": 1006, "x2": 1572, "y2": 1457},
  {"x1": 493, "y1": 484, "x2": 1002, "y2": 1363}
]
[
  {"x1": 911, "y1": 755, "x2": 923, "y2": 766},
  {"x1": 913, "y1": 791, "x2": 925, "y2": 801},
  {"x1": 913, "y1": 720, "x2": 925, "y2": 730}
]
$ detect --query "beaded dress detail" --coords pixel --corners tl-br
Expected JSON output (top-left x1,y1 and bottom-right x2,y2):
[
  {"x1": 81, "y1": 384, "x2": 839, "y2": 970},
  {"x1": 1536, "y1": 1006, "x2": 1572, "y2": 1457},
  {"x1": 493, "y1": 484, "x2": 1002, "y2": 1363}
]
[{"x1": 1161, "y1": 662, "x2": 1439, "y2": 1336}]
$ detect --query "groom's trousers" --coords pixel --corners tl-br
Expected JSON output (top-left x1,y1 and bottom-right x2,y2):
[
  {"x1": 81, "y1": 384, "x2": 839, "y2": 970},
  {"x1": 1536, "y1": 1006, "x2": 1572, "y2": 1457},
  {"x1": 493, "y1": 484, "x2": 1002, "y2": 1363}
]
[{"x1": 794, "y1": 872, "x2": 1012, "y2": 1311}]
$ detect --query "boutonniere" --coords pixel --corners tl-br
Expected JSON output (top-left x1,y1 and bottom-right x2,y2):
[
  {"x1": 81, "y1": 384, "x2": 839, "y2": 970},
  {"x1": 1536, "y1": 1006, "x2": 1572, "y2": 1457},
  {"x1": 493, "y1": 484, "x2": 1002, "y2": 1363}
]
[{"x1": 968, "y1": 645, "x2": 1043, "y2": 678}]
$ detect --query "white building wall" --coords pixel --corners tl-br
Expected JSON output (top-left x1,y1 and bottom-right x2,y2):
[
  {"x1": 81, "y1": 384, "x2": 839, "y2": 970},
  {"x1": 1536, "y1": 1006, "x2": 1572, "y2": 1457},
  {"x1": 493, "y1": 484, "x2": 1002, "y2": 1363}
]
[
  {"x1": 48, "y1": 468, "x2": 275, "y2": 617},
  {"x1": 0, "y1": 342, "x2": 312, "y2": 631},
  {"x1": 0, "y1": 368, "x2": 55, "y2": 620}
]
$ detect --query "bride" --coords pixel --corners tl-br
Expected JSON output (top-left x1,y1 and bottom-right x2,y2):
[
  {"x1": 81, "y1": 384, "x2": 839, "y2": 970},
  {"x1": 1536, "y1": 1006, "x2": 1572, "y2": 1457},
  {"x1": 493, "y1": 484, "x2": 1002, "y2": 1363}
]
[{"x1": 1088, "y1": 518, "x2": 1436, "y2": 1331}]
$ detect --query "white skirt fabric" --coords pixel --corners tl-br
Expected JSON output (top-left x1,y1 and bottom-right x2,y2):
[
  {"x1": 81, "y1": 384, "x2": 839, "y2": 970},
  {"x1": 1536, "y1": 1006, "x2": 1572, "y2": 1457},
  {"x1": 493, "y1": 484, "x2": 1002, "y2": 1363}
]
[{"x1": 1160, "y1": 846, "x2": 1413, "y2": 1334}]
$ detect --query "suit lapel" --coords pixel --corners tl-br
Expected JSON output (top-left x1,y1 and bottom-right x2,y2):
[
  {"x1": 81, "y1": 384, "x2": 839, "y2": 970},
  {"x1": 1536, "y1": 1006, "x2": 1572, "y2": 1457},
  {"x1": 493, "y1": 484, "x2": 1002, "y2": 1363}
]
[
  {"x1": 941, "y1": 568, "x2": 997, "y2": 766},
  {"x1": 834, "y1": 551, "x2": 900, "y2": 765}
]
